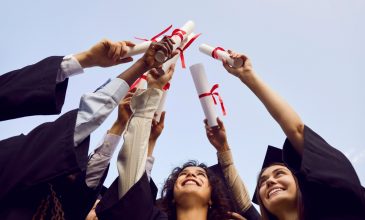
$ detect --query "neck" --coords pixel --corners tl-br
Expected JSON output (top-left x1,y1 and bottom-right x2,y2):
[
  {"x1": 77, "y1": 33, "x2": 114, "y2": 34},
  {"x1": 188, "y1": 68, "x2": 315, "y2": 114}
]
[
  {"x1": 276, "y1": 208, "x2": 298, "y2": 220},
  {"x1": 176, "y1": 205, "x2": 208, "y2": 220}
]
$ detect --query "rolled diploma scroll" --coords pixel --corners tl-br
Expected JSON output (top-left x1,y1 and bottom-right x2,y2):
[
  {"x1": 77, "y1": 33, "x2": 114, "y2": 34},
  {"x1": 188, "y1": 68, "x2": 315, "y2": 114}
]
[
  {"x1": 189, "y1": 63, "x2": 218, "y2": 127},
  {"x1": 155, "y1": 20, "x2": 195, "y2": 62},
  {"x1": 199, "y1": 44, "x2": 243, "y2": 68},
  {"x1": 154, "y1": 54, "x2": 179, "y2": 122},
  {"x1": 154, "y1": 32, "x2": 197, "y2": 121},
  {"x1": 120, "y1": 36, "x2": 163, "y2": 59}
]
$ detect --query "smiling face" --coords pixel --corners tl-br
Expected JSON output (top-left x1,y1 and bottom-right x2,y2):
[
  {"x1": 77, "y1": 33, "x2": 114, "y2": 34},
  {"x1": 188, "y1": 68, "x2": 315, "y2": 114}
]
[
  {"x1": 258, "y1": 164, "x2": 298, "y2": 214},
  {"x1": 173, "y1": 166, "x2": 212, "y2": 207}
]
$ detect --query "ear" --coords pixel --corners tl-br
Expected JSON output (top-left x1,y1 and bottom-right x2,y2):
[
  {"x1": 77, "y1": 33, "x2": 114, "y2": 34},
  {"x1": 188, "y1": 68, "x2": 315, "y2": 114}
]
[{"x1": 208, "y1": 200, "x2": 212, "y2": 206}]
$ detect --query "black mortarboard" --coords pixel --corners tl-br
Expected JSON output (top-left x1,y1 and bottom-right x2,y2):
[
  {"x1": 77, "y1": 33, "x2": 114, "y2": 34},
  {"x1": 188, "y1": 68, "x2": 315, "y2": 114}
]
[{"x1": 252, "y1": 145, "x2": 284, "y2": 204}]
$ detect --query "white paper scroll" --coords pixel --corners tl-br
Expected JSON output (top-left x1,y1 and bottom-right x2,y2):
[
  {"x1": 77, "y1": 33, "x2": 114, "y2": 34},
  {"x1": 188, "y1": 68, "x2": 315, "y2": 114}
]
[
  {"x1": 153, "y1": 32, "x2": 198, "y2": 122},
  {"x1": 153, "y1": 54, "x2": 179, "y2": 122},
  {"x1": 199, "y1": 44, "x2": 243, "y2": 68},
  {"x1": 155, "y1": 20, "x2": 195, "y2": 62},
  {"x1": 189, "y1": 63, "x2": 218, "y2": 127}
]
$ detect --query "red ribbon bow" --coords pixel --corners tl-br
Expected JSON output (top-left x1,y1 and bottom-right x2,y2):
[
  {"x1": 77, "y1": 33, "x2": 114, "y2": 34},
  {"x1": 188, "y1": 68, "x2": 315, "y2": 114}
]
[
  {"x1": 198, "y1": 84, "x2": 226, "y2": 116},
  {"x1": 135, "y1": 25, "x2": 173, "y2": 42},
  {"x1": 212, "y1": 47, "x2": 225, "y2": 59},
  {"x1": 176, "y1": 33, "x2": 202, "y2": 68}
]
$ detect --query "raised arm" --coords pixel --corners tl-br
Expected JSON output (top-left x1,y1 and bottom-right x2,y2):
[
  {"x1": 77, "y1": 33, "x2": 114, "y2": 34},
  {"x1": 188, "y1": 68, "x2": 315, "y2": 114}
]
[
  {"x1": 223, "y1": 52, "x2": 304, "y2": 155},
  {"x1": 205, "y1": 118, "x2": 259, "y2": 219},
  {"x1": 85, "y1": 89, "x2": 135, "y2": 189},
  {"x1": 73, "y1": 37, "x2": 176, "y2": 146},
  {"x1": 117, "y1": 64, "x2": 175, "y2": 199}
]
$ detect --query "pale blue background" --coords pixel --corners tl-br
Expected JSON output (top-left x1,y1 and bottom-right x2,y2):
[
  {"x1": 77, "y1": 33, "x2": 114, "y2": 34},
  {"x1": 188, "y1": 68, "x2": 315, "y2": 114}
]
[{"x1": 1, "y1": 0, "x2": 364, "y2": 199}]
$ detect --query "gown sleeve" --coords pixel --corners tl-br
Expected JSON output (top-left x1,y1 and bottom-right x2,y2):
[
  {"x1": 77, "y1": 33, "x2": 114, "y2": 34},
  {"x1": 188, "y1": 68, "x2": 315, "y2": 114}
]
[
  {"x1": 282, "y1": 125, "x2": 365, "y2": 219},
  {"x1": 0, "y1": 56, "x2": 68, "y2": 121}
]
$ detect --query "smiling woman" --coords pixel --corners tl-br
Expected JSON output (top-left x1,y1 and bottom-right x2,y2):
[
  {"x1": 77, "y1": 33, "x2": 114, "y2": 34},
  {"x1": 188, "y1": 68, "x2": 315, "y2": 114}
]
[{"x1": 159, "y1": 161, "x2": 231, "y2": 220}]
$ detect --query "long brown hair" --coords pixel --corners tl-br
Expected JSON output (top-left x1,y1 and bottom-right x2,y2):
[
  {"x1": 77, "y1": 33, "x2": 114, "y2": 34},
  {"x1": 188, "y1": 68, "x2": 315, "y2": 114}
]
[
  {"x1": 255, "y1": 163, "x2": 304, "y2": 220},
  {"x1": 159, "y1": 160, "x2": 231, "y2": 220},
  {"x1": 32, "y1": 183, "x2": 65, "y2": 220}
]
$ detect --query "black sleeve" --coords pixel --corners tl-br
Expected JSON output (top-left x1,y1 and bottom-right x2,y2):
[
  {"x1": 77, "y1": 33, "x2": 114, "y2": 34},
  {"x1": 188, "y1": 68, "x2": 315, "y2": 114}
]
[
  {"x1": 96, "y1": 174, "x2": 167, "y2": 220},
  {"x1": 241, "y1": 205, "x2": 261, "y2": 220},
  {"x1": 0, "y1": 109, "x2": 90, "y2": 202},
  {"x1": 282, "y1": 125, "x2": 365, "y2": 219},
  {"x1": 0, "y1": 56, "x2": 68, "y2": 121},
  {"x1": 283, "y1": 125, "x2": 363, "y2": 190}
]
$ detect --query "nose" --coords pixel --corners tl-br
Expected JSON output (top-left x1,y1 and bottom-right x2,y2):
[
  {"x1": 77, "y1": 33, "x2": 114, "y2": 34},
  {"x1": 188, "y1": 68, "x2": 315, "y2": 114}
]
[
  {"x1": 186, "y1": 171, "x2": 197, "y2": 178},
  {"x1": 266, "y1": 176, "x2": 276, "y2": 187}
]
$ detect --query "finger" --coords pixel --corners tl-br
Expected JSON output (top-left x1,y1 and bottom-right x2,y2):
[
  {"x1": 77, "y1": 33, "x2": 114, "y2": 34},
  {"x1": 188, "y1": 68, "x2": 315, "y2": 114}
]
[
  {"x1": 114, "y1": 44, "x2": 122, "y2": 61},
  {"x1": 203, "y1": 118, "x2": 208, "y2": 125},
  {"x1": 107, "y1": 40, "x2": 116, "y2": 58},
  {"x1": 155, "y1": 43, "x2": 169, "y2": 57},
  {"x1": 162, "y1": 41, "x2": 172, "y2": 56},
  {"x1": 159, "y1": 111, "x2": 166, "y2": 124},
  {"x1": 124, "y1": 41, "x2": 135, "y2": 47},
  {"x1": 165, "y1": 63, "x2": 175, "y2": 79},
  {"x1": 217, "y1": 117, "x2": 224, "y2": 129},
  {"x1": 118, "y1": 57, "x2": 133, "y2": 64},
  {"x1": 222, "y1": 59, "x2": 234, "y2": 73},
  {"x1": 119, "y1": 41, "x2": 127, "y2": 58}
]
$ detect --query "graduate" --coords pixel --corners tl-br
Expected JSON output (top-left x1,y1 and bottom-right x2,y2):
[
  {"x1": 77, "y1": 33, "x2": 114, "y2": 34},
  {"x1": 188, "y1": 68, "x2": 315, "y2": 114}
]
[
  {"x1": 95, "y1": 65, "x2": 251, "y2": 220},
  {"x1": 0, "y1": 37, "x2": 176, "y2": 219},
  {"x1": 0, "y1": 39, "x2": 135, "y2": 121},
  {"x1": 204, "y1": 118, "x2": 261, "y2": 220},
  {"x1": 222, "y1": 51, "x2": 365, "y2": 220}
]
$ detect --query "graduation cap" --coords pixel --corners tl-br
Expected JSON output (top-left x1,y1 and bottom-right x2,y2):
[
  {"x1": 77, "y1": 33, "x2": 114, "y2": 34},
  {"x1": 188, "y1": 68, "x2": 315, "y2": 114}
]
[{"x1": 252, "y1": 145, "x2": 284, "y2": 204}]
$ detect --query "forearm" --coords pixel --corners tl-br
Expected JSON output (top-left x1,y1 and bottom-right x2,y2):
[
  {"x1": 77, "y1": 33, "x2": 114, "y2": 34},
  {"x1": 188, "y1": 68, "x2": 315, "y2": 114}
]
[
  {"x1": 73, "y1": 78, "x2": 129, "y2": 146},
  {"x1": 117, "y1": 88, "x2": 162, "y2": 199},
  {"x1": 242, "y1": 72, "x2": 304, "y2": 154},
  {"x1": 218, "y1": 150, "x2": 252, "y2": 213},
  {"x1": 85, "y1": 133, "x2": 121, "y2": 188},
  {"x1": 117, "y1": 59, "x2": 149, "y2": 86}
]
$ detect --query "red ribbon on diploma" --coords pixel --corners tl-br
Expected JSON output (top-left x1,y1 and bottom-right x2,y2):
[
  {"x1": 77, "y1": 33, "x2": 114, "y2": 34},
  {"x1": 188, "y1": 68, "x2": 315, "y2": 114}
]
[
  {"x1": 130, "y1": 74, "x2": 148, "y2": 90},
  {"x1": 176, "y1": 33, "x2": 202, "y2": 68},
  {"x1": 163, "y1": 82, "x2": 170, "y2": 91},
  {"x1": 198, "y1": 84, "x2": 226, "y2": 116},
  {"x1": 135, "y1": 25, "x2": 173, "y2": 42},
  {"x1": 211, "y1": 47, "x2": 225, "y2": 59},
  {"x1": 130, "y1": 75, "x2": 170, "y2": 91},
  {"x1": 169, "y1": 29, "x2": 187, "y2": 42}
]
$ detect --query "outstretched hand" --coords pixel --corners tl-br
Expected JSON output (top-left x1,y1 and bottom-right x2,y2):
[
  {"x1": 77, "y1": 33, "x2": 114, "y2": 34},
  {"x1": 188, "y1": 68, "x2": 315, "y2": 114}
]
[
  {"x1": 75, "y1": 39, "x2": 135, "y2": 68},
  {"x1": 147, "y1": 63, "x2": 175, "y2": 90},
  {"x1": 148, "y1": 111, "x2": 166, "y2": 156},
  {"x1": 108, "y1": 88, "x2": 136, "y2": 135},
  {"x1": 204, "y1": 117, "x2": 230, "y2": 153},
  {"x1": 222, "y1": 51, "x2": 254, "y2": 83},
  {"x1": 141, "y1": 36, "x2": 178, "y2": 70}
]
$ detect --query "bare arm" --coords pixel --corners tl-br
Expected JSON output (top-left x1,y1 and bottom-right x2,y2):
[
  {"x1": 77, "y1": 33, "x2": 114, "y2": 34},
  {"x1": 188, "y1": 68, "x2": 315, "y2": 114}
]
[{"x1": 223, "y1": 52, "x2": 304, "y2": 155}]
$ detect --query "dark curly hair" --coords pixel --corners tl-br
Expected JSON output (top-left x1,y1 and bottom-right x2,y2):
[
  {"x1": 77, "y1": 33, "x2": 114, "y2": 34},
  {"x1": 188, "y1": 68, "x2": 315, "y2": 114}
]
[{"x1": 158, "y1": 160, "x2": 232, "y2": 220}]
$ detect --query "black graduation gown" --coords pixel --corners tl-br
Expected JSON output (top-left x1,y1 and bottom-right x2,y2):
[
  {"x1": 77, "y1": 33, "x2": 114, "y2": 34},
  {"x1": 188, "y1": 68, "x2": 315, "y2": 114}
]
[
  {"x1": 96, "y1": 173, "x2": 167, "y2": 220},
  {"x1": 0, "y1": 56, "x2": 68, "y2": 121},
  {"x1": 0, "y1": 109, "x2": 101, "y2": 219},
  {"x1": 282, "y1": 126, "x2": 365, "y2": 220}
]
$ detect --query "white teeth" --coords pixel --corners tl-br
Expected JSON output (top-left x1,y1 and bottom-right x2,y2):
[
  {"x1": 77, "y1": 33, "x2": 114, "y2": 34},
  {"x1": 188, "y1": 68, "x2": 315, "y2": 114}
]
[
  {"x1": 268, "y1": 188, "x2": 283, "y2": 198},
  {"x1": 183, "y1": 180, "x2": 198, "y2": 186}
]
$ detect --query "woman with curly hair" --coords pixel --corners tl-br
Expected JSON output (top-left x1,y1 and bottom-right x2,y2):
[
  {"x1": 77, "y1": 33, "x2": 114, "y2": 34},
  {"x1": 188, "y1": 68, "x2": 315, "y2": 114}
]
[
  {"x1": 95, "y1": 64, "x2": 248, "y2": 220},
  {"x1": 158, "y1": 160, "x2": 233, "y2": 220}
]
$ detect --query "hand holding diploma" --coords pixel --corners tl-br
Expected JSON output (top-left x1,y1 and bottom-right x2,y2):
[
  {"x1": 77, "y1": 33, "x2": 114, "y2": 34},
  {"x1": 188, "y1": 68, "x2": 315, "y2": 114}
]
[{"x1": 199, "y1": 44, "x2": 244, "y2": 68}]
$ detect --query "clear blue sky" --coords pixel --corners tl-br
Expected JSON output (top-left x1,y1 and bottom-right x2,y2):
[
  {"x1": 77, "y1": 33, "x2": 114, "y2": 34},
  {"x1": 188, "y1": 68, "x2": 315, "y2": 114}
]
[{"x1": 1, "y1": 0, "x2": 364, "y2": 198}]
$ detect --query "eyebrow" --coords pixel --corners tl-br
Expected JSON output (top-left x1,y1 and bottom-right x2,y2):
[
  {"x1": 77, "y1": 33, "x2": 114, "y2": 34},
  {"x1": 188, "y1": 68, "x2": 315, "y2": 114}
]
[{"x1": 259, "y1": 167, "x2": 288, "y2": 185}]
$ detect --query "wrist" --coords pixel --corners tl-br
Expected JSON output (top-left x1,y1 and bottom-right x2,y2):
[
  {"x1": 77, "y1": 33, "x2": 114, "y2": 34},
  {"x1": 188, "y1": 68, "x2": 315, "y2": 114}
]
[
  {"x1": 216, "y1": 143, "x2": 230, "y2": 152},
  {"x1": 108, "y1": 121, "x2": 125, "y2": 135},
  {"x1": 74, "y1": 51, "x2": 94, "y2": 69}
]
